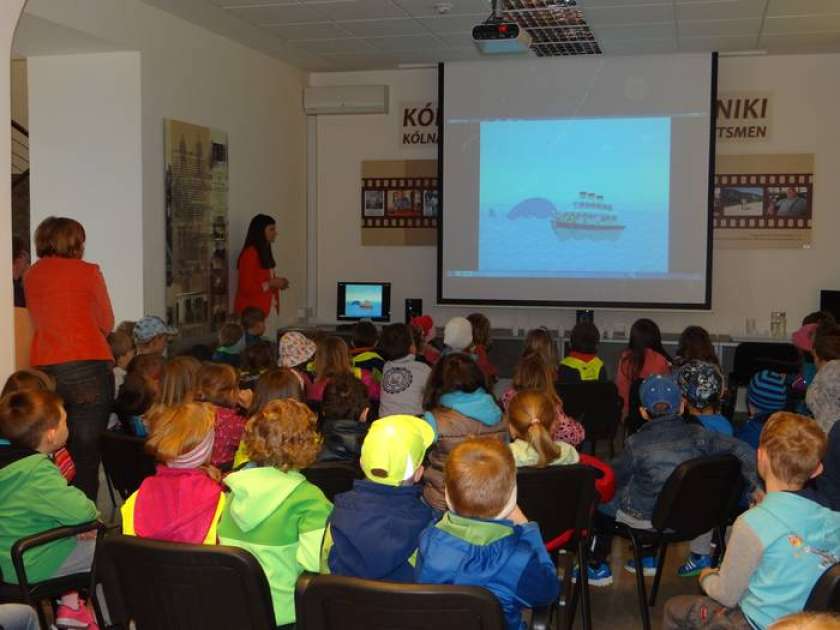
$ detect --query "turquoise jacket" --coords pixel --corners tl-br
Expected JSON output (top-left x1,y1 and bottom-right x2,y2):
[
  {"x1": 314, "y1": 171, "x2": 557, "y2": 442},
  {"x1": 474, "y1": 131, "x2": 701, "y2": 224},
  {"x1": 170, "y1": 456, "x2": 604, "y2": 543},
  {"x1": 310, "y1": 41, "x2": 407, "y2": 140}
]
[{"x1": 740, "y1": 492, "x2": 840, "y2": 628}]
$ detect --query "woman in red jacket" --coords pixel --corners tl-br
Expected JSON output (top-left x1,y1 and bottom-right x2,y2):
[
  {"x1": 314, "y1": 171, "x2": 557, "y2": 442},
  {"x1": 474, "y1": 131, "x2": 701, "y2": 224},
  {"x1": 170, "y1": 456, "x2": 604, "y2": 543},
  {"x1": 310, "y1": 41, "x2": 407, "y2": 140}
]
[
  {"x1": 24, "y1": 217, "x2": 115, "y2": 500},
  {"x1": 234, "y1": 214, "x2": 288, "y2": 317}
]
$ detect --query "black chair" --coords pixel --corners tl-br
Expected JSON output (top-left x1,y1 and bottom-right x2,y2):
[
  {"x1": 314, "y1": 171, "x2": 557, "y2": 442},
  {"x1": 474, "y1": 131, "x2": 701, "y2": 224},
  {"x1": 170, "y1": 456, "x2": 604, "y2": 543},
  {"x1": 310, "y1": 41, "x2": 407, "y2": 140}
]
[
  {"x1": 94, "y1": 534, "x2": 276, "y2": 630},
  {"x1": 302, "y1": 461, "x2": 364, "y2": 502},
  {"x1": 100, "y1": 431, "x2": 156, "y2": 504},
  {"x1": 624, "y1": 378, "x2": 646, "y2": 437},
  {"x1": 613, "y1": 454, "x2": 744, "y2": 630},
  {"x1": 723, "y1": 342, "x2": 801, "y2": 418},
  {"x1": 295, "y1": 573, "x2": 551, "y2": 630},
  {"x1": 0, "y1": 521, "x2": 102, "y2": 628},
  {"x1": 555, "y1": 382, "x2": 622, "y2": 457},
  {"x1": 517, "y1": 464, "x2": 598, "y2": 630},
  {"x1": 806, "y1": 562, "x2": 840, "y2": 612}
]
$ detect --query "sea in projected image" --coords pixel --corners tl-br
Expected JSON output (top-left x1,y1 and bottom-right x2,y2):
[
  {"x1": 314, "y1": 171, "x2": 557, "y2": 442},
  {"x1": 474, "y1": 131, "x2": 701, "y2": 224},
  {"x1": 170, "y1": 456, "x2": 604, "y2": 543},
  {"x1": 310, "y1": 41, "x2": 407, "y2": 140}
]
[{"x1": 478, "y1": 117, "x2": 671, "y2": 276}]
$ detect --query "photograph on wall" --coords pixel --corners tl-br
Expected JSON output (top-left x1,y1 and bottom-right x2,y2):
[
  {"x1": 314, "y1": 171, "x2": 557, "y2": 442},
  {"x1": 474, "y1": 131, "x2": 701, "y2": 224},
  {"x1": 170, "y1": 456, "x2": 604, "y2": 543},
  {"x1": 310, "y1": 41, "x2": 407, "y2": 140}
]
[
  {"x1": 363, "y1": 190, "x2": 385, "y2": 217},
  {"x1": 423, "y1": 190, "x2": 439, "y2": 217},
  {"x1": 714, "y1": 153, "x2": 813, "y2": 249},
  {"x1": 164, "y1": 119, "x2": 230, "y2": 339}
]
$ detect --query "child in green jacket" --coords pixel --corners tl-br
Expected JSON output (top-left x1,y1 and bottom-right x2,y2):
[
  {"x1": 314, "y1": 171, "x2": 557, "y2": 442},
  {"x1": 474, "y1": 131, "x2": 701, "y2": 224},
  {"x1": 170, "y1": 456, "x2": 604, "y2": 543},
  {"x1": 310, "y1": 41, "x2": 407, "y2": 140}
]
[
  {"x1": 0, "y1": 390, "x2": 99, "y2": 628},
  {"x1": 218, "y1": 399, "x2": 332, "y2": 628}
]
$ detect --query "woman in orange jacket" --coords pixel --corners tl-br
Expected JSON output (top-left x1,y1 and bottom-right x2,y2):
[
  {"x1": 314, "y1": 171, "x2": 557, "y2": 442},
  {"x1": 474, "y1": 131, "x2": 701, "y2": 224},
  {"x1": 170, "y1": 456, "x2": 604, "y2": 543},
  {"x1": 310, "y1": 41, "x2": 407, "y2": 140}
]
[{"x1": 234, "y1": 214, "x2": 288, "y2": 317}]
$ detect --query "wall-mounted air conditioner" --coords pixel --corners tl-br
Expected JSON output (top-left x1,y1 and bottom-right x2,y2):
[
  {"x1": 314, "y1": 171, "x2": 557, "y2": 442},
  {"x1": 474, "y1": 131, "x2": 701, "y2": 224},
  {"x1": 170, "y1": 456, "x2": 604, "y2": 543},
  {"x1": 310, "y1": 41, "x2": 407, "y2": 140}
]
[{"x1": 303, "y1": 85, "x2": 389, "y2": 115}]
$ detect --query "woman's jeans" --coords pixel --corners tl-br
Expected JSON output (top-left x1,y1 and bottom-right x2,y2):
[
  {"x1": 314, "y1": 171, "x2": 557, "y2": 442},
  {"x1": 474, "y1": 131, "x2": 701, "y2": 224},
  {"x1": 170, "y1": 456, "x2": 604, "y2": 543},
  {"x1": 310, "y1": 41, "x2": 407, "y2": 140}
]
[{"x1": 42, "y1": 360, "x2": 114, "y2": 501}]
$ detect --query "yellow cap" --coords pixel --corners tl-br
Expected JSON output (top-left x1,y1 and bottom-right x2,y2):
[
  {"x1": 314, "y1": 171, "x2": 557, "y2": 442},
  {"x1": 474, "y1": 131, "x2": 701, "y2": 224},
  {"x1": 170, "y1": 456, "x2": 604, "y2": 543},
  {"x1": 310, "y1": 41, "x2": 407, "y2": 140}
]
[{"x1": 360, "y1": 415, "x2": 435, "y2": 486}]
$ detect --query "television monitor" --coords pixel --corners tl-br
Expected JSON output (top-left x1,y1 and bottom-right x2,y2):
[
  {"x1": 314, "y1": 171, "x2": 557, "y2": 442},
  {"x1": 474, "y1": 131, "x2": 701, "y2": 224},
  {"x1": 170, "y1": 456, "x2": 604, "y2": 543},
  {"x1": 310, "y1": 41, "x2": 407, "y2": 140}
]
[
  {"x1": 337, "y1": 282, "x2": 391, "y2": 322},
  {"x1": 820, "y1": 290, "x2": 840, "y2": 323}
]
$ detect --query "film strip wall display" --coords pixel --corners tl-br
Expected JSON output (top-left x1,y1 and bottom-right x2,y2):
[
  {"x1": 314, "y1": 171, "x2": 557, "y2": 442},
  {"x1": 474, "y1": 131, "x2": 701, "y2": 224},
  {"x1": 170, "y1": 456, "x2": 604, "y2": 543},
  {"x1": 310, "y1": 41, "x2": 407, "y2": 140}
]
[
  {"x1": 361, "y1": 176, "x2": 439, "y2": 228},
  {"x1": 714, "y1": 172, "x2": 813, "y2": 230}
]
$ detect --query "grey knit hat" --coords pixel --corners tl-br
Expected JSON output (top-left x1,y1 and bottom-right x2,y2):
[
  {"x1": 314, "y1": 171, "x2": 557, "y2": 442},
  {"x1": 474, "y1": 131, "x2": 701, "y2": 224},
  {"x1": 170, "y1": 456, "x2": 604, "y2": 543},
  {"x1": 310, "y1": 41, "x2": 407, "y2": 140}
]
[{"x1": 806, "y1": 359, "x2": 840, "y2": 433}]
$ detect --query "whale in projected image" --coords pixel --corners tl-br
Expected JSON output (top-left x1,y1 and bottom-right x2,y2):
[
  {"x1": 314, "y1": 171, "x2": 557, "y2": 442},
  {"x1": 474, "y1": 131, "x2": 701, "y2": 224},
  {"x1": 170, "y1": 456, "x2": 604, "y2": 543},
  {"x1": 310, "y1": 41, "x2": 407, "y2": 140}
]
[{"x1": 551, "y1": 191, "x2": 625, "y2": 241}]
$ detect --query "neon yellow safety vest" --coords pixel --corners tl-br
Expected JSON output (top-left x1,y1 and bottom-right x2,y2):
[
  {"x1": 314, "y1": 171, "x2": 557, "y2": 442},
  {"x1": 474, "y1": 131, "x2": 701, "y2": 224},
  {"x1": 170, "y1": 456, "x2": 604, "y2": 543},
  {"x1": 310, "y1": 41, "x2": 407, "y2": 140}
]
[{"x1": 560, "y1": 355, "x2": 604, "y2": 381}]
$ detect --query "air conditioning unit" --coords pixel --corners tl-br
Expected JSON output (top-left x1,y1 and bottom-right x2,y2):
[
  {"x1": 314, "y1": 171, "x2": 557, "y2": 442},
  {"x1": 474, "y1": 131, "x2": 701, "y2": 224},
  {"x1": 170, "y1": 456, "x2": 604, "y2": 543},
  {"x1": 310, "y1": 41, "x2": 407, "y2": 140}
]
[{"x1": 303, "y1": 85, "x2": 389, "y2": 115}]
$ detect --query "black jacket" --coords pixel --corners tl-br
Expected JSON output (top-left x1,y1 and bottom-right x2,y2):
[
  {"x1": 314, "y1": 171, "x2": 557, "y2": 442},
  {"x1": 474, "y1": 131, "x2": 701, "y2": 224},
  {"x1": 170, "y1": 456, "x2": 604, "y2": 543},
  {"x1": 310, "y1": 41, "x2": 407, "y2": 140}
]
[{"x1": 318, "y1": 418, "x2": 367, "y2": 463}]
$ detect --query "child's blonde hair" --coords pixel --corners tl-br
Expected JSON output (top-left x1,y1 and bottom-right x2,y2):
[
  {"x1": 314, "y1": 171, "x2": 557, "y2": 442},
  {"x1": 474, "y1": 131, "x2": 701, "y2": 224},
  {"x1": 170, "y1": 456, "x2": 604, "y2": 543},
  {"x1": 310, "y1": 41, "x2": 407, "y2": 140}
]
[
  {"x1": 523, "y1": 328, "x2": 558, "y2": 366},
  {"x1": 244, "y1": 399, "x2": 321, "y2": 471},
  {"x1": 314, "y1": 336, "x2": 353, "y2": 381},
  {"x1": 760, "y1": 412, "x2": 827, "y2": 487},
  {"x1": 145, "y1": 403, "x2": 215, "y2": 463},
  {"x1": 512, "y1": 354, "x2": 562, "y2": 407},
  {"x1": 196, "y1": 363, "x2": 239, "y2": 408},
  {"x1": 445, "y1": 438, "x2": 515, "y2": 518},
  {"x1": 507, "y1": 390, "x2": 563, "y2": 468},
  {"x1": 157, "y1": 356, "x2": 202, "y2": 407}
]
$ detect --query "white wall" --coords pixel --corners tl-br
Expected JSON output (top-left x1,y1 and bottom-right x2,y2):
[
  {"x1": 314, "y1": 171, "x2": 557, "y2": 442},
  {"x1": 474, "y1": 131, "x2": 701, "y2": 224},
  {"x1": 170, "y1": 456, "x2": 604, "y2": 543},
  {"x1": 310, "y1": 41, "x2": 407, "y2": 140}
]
[
  {"x1": 311, "y1": 55, "x2": 840, "y2": 336},
  {"x1": 21, "y1": 0, "x2": 307, "y2": 330},
  {"x1": 29, "y1": 52, "x2": 144, "y2": 322},
  {"x1": 10, "y1": 59, "x2": 27, "y2": 128}
]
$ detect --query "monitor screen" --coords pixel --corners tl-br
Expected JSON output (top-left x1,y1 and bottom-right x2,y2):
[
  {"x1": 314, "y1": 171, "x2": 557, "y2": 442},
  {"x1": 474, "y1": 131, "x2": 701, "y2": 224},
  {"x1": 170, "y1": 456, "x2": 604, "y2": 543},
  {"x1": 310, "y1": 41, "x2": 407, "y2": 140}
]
[
  {"x1": 820, "y1": 290, "x2": 840, "y2": 324},
  {"x1": 337, "y1": 282, "x2": 391, "y2": 322}
]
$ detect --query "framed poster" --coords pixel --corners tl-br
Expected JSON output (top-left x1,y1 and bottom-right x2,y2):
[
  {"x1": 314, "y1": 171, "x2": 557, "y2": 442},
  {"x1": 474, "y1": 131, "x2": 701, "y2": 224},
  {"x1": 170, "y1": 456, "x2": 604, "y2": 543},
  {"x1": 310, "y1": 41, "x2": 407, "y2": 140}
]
[{"x1": 164, "y1": 119, "x2": 230, "y2": 338}]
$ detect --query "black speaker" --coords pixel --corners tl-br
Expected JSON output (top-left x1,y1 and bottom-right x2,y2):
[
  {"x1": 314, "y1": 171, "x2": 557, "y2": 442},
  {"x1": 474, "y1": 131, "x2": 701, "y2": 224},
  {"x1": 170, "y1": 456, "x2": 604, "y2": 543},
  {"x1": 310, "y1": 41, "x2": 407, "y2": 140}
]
[
  {"x1": 576, "y1": 309, "x2": 594, "y2": 324},
  {"x1": 405, "y1": 298, "x2": 423, "y2": 323}
]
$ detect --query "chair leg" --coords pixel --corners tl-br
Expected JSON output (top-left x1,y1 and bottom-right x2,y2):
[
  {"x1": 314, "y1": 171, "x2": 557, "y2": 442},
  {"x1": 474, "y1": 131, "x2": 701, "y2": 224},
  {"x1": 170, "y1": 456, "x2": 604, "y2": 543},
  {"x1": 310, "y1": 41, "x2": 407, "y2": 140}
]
[
  {"x1": 649, "y1": 542, "x2": 668, "y2": 607},
  {"x1": 577, "y1": 539, "x2": 592, "y2": 630},
  {"x1": 628, "y1": 530, "x2": 651, "y2": 630}
]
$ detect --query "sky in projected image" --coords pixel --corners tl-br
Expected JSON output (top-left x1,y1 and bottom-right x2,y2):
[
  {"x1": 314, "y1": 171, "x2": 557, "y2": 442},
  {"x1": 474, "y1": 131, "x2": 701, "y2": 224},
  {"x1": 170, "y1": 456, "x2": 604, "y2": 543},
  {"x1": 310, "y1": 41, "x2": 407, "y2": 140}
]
[{"x1": 478, "y1": 117, "x2": 672, "y2": 276}]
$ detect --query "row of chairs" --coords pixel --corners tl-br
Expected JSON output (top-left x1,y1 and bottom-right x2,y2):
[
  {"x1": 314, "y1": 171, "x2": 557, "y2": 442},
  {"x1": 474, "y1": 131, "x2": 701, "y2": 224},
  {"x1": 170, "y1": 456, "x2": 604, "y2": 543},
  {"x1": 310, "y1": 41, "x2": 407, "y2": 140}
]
[{"x1": 3, "y1": 454, "x2": 840, "y2": 629}]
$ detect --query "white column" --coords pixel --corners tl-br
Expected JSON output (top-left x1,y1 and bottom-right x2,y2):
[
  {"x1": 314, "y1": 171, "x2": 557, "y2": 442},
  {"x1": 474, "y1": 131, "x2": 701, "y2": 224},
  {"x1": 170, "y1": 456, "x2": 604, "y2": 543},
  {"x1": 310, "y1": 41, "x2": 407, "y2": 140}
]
[
  {"x1": 0, "y1": 1, "x2": 27, "y2": 379},
  {"x1": 28, "y1": 51, "x2": 144, "y2": 324}
]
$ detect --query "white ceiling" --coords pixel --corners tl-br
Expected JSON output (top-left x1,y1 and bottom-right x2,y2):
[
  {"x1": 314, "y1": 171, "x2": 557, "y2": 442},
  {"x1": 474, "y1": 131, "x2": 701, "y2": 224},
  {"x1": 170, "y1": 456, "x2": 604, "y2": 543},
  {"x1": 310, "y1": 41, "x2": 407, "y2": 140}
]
[{"x1": 156, "y1": 0, "x2": 840, "y2": 71}]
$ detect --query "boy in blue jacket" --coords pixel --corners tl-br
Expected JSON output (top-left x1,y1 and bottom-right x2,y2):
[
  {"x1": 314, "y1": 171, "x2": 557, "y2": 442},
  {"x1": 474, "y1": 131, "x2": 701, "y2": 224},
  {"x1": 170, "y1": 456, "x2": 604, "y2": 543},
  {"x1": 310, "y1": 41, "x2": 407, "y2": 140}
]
[
  {"x1": 321, "y1": 415, "x2": 435, "y2": 581},
  {"x1": 664, "y1": 413, "x2": 840, "y2": 630},
  {"x1": 415, "y1": 438, "x2": 559, "y2": 630}
]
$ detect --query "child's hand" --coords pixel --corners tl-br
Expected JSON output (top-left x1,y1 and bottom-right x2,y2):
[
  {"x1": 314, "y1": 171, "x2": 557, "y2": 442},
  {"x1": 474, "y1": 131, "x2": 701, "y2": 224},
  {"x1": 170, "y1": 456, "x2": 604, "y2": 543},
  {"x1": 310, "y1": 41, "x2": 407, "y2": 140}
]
[
  {"x1": 238, "y1": 389, "x2": 254, "y2": 410},
  {"x1": 507, "y1": 505, "x2": 528, "y2": 525}
]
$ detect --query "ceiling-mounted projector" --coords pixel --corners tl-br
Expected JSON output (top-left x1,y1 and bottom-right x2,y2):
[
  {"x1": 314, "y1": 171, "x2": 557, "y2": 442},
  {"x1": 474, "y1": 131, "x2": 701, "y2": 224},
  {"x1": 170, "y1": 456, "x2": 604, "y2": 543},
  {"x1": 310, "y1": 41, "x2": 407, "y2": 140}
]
[{"x1": 472, "y1": 22, "x2": 532, "y2": 54}]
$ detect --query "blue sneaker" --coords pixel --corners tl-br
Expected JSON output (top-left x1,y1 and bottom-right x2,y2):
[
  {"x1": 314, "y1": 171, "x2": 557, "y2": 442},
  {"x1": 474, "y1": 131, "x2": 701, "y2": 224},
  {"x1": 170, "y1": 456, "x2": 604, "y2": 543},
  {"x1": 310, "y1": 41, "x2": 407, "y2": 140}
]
[
  {"x1": 572, "y1": 562, "x2": 613, "y2": 587},
  {"x1": 624, "y1": 555, "x2": 657, "y2": 576},
  {"x1": 677, "y1": 553, "x2": 713, "y2": 577}
]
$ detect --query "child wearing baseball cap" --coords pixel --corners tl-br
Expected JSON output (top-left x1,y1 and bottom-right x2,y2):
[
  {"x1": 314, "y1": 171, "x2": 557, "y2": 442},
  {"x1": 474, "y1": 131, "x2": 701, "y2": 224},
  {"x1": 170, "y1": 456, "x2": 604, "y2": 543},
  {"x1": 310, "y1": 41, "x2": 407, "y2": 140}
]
[
  {"x1": 584, "y1": 375, "x2": 758, "y2": 587},
  {"x1": 415, "y1": 438, "x2": 559, "y2": 630},
  {"x1": 320, "y1": 415, "x2": 435, "y2": 582},
  {"x1": 676, "y1": 360, "x2": 733, "y2": 437}
]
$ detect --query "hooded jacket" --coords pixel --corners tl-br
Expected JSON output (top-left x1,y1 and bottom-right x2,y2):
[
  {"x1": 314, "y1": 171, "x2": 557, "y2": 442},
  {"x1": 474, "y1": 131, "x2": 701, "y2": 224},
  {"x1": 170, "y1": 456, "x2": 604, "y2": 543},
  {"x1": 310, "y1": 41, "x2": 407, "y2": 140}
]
[
  {"x1": 0, "y1": 445, "x2": 98, "y2": 583},
  {"x1": 739, "y1": 493, "x2": 840, "y2": 628},
  {"x1": 217, "y1": 467, "x2": 332, "y2": 626},
  {"x1": 422, "y1": 389, "x2": 507, "y2": 511},
  {"x1": 322, "y1": 479, "x2": 435, "y2": 582},
  {"x1": 415, "y1": 513, "x2": 560, "y2": 630},
  {"x1": 121, "y1": 466, "x2": 225, "y2": 545},
  {"x1": 610, "y1": 414, "x2": 757, "y2": 521}
]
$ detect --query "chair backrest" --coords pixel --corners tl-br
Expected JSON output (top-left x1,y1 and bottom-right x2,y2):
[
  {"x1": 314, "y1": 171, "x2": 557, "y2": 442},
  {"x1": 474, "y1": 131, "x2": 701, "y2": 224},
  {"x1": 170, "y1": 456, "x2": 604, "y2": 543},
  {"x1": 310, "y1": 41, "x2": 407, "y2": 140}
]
[
  {"x1": 731, "y1": 342, "x2": 801, "y2": 386},
  {"x1": 301, "y1": 461, "x2": 364, "y2": 502},
  {"x1": 99, "y1": 432, "x2": 156, "y2": 499},
  {"x1": 651, "y1": 454, "x2": 744, "y2": 536},
  {"x1": 554, "y1": 381, "x2": 621, "y2": 441},
  {"x1": 295, "y1": 573, "x2": 506, "y2": 630},
  {"x1": 96, "y1": 534, "x2": 276, "y2": 630},
  {"x1": 806, "y1": 562, "x2": 840, "y2": 612},
  {"x1": 516, "y1": 464, "x2": 597, "y2": 548}
]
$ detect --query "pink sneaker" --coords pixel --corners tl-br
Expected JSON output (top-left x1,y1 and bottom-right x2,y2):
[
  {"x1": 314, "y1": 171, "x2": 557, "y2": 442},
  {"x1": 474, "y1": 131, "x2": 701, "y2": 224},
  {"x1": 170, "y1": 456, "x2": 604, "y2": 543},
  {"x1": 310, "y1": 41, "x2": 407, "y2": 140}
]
[{"x1": 55, "y1": 601, "x2": 99, "y2": 629}]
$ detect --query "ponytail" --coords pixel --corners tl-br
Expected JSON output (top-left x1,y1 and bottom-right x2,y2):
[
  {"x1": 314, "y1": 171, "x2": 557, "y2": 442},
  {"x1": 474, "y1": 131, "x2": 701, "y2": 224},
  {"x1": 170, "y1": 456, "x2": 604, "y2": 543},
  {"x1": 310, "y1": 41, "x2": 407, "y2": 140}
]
[{"x1": 508, "y1": 389, "x2": 562, "y2": 468}]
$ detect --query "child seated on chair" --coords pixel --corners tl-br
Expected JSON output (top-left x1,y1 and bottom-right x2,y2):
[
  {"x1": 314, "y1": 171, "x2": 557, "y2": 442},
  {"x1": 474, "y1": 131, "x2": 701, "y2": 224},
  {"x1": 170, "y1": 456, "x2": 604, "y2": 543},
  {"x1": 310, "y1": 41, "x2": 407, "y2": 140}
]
[
  {"x1": 349, "y1": 320, "x2": 384, "y2": 382},
  {"x1": 467, "y1": 313, "x2": 497, "y2": 386},
  {"x1": 211, "y1": 322, "x2": 245, "y2": 368},
  {"x1": 0, "y1": 390, "x2": 99, "y2": 628},
  {"x1": 736, "y1": 369, "x2": 790, "y2": 449},
  {"x1": 663, "y1": 413, "x2": 840, "y2": 630},
  {"x1": 195, "y1": 363, "x2": 248, "y2": 469},
  {"x1": 586, "y1": 375, "x2": 757, "y2": 588},
  {"x1": 558, "y1": 321, "x2": 607, "y2": 383},
  {"x1": 506, "y1": 390, "x2": 578, "y2": 467},
  {"x1": 121, "y1": 403, "x2": 224, "y2": 545},
  {"x1": 241, "y1": 306, "x2": 268, "y2": 347},
  {"x1": 218, "y1": 399, "x2": 332, "y2": 629},
  {"x1": 415, "y1": 438, "x2": 560, "y2": 630},
  {"x1": 321, "y1": 414, "x2": 435, "y2": 581},
  {"x1": 378, "y1": 323, "x2": 432, "y2": 418},
  {"x1": 278, "y1": 331, "x2": 317, "y2": 391},
  {"x1": 317, "y1": 374, "x2": 370, "y2": 463}
]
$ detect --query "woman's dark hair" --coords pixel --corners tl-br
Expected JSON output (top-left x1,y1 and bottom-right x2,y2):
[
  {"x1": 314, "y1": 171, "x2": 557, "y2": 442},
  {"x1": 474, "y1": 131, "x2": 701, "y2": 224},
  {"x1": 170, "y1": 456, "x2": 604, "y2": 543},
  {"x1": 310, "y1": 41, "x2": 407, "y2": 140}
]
[
  {"x1": 423, "y1": 352, "x2": 487, "y2": 410},
  {"x1": 238, "y1": 214, "x2": 276, "y2": 270},
  {"x1": 622, "y1": 318, "x2": 672, "y2": 381},
  {"x1": 379, "y1": 323, "x2": 413, "y2": 361},
  {"x1": 676, "y1": 325, "x2": 719, "y2": 367},
  {"x1": 570, "y1": 321, "x2": 600, "y2": 354}
]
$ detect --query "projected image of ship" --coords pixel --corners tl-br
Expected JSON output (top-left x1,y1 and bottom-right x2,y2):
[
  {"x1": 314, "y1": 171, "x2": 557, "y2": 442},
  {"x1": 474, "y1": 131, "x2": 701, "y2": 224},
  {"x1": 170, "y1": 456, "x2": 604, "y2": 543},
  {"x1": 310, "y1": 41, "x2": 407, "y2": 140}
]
[{"x1": 551, "y1": 192, "x2": 626, "y2": 241}]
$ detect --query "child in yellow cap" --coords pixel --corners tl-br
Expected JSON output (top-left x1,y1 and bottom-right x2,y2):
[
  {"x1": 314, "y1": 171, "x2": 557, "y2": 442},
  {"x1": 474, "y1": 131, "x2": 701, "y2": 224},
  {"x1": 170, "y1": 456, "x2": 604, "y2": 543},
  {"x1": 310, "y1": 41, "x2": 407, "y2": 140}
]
[{"x1": 320, "y1": 414, "x2": 436, "y2": 582}]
